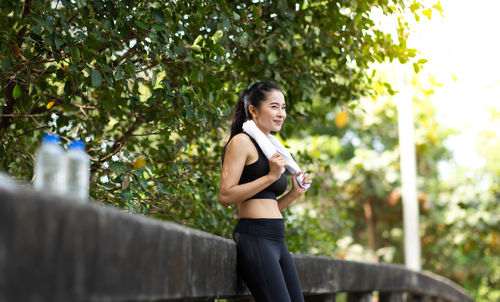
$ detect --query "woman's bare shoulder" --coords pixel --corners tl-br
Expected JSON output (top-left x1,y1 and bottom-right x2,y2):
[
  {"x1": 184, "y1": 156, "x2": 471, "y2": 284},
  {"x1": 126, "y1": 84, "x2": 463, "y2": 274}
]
[
  {"x1": 226, "y1": 133, "x2": 253, "y2": 155},
  {"x1": 228, "y1": 132, "x2": 252, "y2": 145}
]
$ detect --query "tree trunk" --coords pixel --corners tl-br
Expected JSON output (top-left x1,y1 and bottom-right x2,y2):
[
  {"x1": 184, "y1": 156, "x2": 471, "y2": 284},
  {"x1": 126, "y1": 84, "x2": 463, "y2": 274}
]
[{"x1": 363, "y1": 196, "x2": 378, "y2": 261}]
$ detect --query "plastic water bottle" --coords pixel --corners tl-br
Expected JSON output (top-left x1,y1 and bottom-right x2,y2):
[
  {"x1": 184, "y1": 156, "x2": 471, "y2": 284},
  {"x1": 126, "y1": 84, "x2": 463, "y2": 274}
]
[
  {"x1": 65, "y1": 140, "x2": 90, "y2": 201},
  {"x1": 33, "y1": 133, "x2": 66, "y2": 195}
]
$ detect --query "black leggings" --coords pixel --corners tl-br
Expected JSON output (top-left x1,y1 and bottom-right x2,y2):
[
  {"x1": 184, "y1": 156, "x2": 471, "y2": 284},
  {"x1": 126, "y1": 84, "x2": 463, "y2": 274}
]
[{"x1": 232, "y1": 218, "x2": 305, "y2": 302}]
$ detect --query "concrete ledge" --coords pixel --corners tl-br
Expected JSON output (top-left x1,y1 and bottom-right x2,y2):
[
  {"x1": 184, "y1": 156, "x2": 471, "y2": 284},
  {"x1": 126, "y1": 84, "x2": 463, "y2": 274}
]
[
  {"x1": 0, "y1": 188, "x2": 473, "y2": 302},
  {"x1": 295, "y1": 256, "x2": 472, "y2": 301}
]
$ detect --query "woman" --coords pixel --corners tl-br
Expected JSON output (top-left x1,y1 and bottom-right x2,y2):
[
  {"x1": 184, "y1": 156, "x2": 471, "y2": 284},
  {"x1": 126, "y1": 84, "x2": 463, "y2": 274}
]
[{"x1": 219, "y1": 81, "x2": 312, "y2": 302}]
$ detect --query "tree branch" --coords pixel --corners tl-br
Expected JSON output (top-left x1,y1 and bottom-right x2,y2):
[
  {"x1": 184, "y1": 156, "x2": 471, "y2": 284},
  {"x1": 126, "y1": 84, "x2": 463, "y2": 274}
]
[
  {"x1": 0, "y1": 113, "x2": 46, "y2": 117},
  {"x1": 13, "y1": 125, "x2": 50, "y2": 139},
  {"x1": 130, "y1": 125, "x2": 173, "y2": 137},
  {"x1": 0, "y1": 82, "x2": 18, "y2": 133},
  {"x1": 17, "y1": 0, "x2": 33, "y2": 46},
  {"x1": 117, "y1": 42, "x2": 141, "y2": 66},
  {"x1": 99, "y1": 115, "x2": 144, "y2": 163}
]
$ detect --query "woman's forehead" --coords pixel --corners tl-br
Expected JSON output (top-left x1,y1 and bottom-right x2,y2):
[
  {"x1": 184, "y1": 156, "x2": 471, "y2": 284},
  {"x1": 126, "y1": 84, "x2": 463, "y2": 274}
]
[{"x1": 263, "y1": 90, "x2": 285, "y2": 104}]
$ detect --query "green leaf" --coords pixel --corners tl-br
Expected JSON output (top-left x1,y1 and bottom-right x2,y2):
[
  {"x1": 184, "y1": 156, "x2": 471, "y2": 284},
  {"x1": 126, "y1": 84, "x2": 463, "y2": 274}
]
[
  {"x1": 45, "y1": 65, "x2": 57, "y2": 74},
  {"x1": 409, "y1": 3, "x2": 421, "y2": 13},
  {"x1": 33, "y1": 25, "x2": 42, "y2": 35},
  {"x1": 134, "y1": 20, "x2": 148, "y2": 30},
  {"x1": 252, "y1": 5, "x2": 262, "y2": 18},
  {"x1": 55, "y1": 37, "x2": 63, "y2": 49},
  {"x1": 64, "y1": 80, "x2": 72, "y2": 97},
  {"x1": 422, "y1": 8, "x2": 432, "y2": 19},
  {"x1": 212, "y1": 30, "x2": 223, "y2": 43},
  {"x1": 268, "y1": 52, "x2": 277, "y2": 64},
  {"x1": 413, "y1": 62, "x2": 420, "y2": 73},
  {"x1": 12, "y1": 85, "x2": 21, "y2": 99},
  {"x1": 122, "y1": 191, "x2": 133, "y2": 202},
  {"x1": 91, "y1": 69, "x2": 102, "y2": 87},
  {"x1": 44, "y1": 37, "x2": 53, "y2": 46},
  {"x1": 1, "y1": 59, "x2": 11, "y2": 72},
  {"x1": 152, "y1": 24, "x2": 166, "y2": 32},
  {"x1": 75, "y1": 0, "x2": 86, "y2": 9},
  {"x1": 146, "y1": 110, "x2": 156, "y2": 122},
  {"x1": 432, "y1": 1, "x2": 444, "y2": 16},
  {"x1": 193, "y1": 35, "x2": 203, "y2": 46},
  {"x1": 174, "y1": 45, "x2": 184, "y2": 55},
  {"x1": 56, "y1": 69, "x2": 65, "y2": 80},
  {"x1": 190, "y1": 45, "x2": 202, "y2": 52},
  {"x1": 114, "y1": 66, "x2": 123, "y2": 80},
  {"x1": 139, "y1": 177, "x2": 148, "y2": 190},
  {"x1": 158, "y1": 183, "x2": 169, "y2": 194},
  {"x1": 84, "y1": 34, "x2": 100, "y2": 48},
  {"x1": 239, "y1": 32, "x2": 249, "y2": 46},
  {"x1": 383, "y1": 82, "x2": 396, "y2": 95},
  {"x1": 152, "y1": 70, "x2": 157, "y2": 86},
  {"x1": 253, "y1": 20, "x2": 267, "y2": 27},
  {"x1": 109, "y1": 162, "x2": 125, "y2": 175},
  {"x1": 151, "y1": 10, "x2": 164, "y2": 23},
  {"x1": 70, "y1": 47, "x2": 81, "y2": 60}
]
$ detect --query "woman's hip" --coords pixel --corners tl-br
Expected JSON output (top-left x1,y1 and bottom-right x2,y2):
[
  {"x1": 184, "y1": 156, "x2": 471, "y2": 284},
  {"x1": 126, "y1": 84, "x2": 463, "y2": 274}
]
[{"x1": 233, "y1": 217, "x2": 285, "y2": 239}]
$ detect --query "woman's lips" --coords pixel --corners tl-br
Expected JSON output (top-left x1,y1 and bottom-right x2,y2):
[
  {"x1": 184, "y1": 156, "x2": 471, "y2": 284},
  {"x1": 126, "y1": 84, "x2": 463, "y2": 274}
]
[{"x1": 274, "y1": 120, "x2": 283, "y2": 125}]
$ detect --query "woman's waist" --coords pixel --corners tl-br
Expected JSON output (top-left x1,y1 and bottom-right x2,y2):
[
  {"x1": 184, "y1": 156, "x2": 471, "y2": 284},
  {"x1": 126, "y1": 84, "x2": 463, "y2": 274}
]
[
  {"x1": 234, "y1": 217, "x2": 285, "y2": 237},
  {"x1": 243, "y1": 197, "x2": 280, "y2": 204},
  {"x1": 238, "y1": 198, "x2": 282, "y2": 218}
]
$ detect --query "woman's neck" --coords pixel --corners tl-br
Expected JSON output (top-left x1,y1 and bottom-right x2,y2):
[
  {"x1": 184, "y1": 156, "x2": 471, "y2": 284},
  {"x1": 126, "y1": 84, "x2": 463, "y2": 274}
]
[{"x1": 254, "y1": 120, "x2": 270, "y2": 136}]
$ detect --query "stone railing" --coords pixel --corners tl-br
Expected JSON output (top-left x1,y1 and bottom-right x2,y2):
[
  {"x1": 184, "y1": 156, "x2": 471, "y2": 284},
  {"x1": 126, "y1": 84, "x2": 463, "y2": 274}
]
[{"x1": 0, "y1": 188, "x2": 474, "y2": 302}]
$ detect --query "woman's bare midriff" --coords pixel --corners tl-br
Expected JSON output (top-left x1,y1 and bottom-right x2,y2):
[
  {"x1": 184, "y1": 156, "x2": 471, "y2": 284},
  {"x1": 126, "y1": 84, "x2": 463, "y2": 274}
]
[{"x1": 237, "y1": 198, "x2": 283, "y2": 218}]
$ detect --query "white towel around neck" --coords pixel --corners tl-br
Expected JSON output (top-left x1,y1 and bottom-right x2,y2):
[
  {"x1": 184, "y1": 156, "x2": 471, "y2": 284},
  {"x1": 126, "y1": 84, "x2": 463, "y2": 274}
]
[{"x1": 242, "y1": 120, "x2": 310, "y2": 189}]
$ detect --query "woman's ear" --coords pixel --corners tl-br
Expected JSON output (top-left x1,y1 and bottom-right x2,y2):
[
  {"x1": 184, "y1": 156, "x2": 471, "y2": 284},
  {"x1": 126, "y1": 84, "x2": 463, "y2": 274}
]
[{"x1": 248, "y1": 105, "x2": 257, "y2": 118}]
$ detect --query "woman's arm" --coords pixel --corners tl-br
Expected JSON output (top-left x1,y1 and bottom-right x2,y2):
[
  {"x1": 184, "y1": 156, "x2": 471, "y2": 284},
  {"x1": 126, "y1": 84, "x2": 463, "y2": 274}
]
[
  {"x1": 277, "y1": 170, "x2": 312, "y2": 211},
  {"x1": 219, "y1": 134, "x2": 277, "y2": 207},
  {"x1": 277, "y1": 190, "x2": 301, "y2": 212}
]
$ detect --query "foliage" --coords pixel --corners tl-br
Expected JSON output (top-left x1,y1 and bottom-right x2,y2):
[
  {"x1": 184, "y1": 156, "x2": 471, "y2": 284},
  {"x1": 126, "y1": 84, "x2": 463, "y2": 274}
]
[
  {"x1": 282, "y1": 72, "x2": 453, "y2": 261},
  {"x1": 422, "y1": 167, "x2": 500, "y2": 301},
  {"x1": 282, "y1": 71, "x2": 498, "y2": 301},
  {"x1": 0, "y1": 0, "x2": 433, "y2": 236},
  {"x1": 423, "y1": 106, "x2": 500, "y2": 301}
]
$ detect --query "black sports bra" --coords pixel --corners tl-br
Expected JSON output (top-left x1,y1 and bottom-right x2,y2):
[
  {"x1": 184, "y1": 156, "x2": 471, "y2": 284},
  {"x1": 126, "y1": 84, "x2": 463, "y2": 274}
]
[{"x1": 238, "y1": 132, "x2": 288, "y2": 200}]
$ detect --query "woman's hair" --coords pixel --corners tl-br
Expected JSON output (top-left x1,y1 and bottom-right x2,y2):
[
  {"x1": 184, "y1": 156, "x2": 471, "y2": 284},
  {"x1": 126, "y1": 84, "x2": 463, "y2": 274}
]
[{"x1": 221, "y1": 81, "x2": 282, "y2": 164}]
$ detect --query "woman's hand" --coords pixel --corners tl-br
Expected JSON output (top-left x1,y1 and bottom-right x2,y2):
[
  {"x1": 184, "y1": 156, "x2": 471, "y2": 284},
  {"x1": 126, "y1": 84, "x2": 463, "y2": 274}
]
[
  {"x1": 268, "y1": 153, "x2": 287, "y2": 180},
  {"x1": 291, "y1": 170, "x2": 312, "y2": 196}
]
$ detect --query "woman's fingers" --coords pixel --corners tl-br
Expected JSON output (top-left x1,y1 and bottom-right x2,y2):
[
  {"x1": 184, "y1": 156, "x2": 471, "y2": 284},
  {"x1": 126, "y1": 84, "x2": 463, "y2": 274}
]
[
  {"x1": 272, "y1": 153, "x2": 287, "y2": 167},
  {"x1": 298, "y1": 171, "x2": 312, "y2": 184}
]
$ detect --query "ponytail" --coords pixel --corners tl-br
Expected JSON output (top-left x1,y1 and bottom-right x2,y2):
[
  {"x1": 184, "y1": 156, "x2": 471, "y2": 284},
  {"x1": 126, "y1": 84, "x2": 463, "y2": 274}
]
[
  {"x1": 230, "y1": 89, "x2": 250, "y2": 138},
  {"x1": 221, "y1": 81, "x2": 282, "y2": 164}
]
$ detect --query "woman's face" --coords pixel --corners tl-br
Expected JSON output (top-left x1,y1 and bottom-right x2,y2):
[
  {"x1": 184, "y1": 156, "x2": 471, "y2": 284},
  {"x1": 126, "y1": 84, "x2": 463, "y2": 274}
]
[{"x1": 250, "y1": 89, "x2": 286, "y2": 135}]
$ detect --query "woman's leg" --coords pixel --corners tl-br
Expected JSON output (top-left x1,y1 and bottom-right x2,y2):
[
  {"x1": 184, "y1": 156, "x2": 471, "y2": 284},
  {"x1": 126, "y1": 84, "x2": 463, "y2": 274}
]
[
  {"x1": 279, "y1": 240, "x2": 305, "y2": 302},
  {"x1": 234, "y1": 231, "x2": 292, "y2": 302}
]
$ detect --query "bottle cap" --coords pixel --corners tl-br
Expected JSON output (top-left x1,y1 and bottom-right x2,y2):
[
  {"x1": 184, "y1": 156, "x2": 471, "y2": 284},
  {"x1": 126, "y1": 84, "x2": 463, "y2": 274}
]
[
  {"x1": 68, "y1": 139, "x2": 85, "y2": 150},
  {"x1": 42, "y1": 133, "x2": 60, "y2": 144}
]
